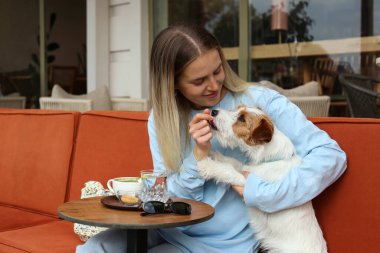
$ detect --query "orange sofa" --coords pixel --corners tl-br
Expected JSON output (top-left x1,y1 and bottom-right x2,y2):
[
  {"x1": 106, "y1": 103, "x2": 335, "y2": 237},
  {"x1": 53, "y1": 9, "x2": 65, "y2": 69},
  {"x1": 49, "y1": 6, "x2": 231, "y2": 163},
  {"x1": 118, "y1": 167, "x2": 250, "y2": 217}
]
[{"x1": 0, "y1": 109, "x2": 378, "y2": 252}]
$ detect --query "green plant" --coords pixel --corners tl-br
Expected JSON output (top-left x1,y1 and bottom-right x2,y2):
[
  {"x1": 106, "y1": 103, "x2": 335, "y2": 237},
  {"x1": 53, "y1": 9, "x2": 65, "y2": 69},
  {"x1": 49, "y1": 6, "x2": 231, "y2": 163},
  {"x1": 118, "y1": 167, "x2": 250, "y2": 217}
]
[
  {"x1": 30, "y1": 12, "x2": 60, "y2": 69},
  {"x1": 28, "y1": 12, "x2": 60, "y2": 106},
  {"x1": 77, "y1": 43, "x2": 87, "y2": 75}
]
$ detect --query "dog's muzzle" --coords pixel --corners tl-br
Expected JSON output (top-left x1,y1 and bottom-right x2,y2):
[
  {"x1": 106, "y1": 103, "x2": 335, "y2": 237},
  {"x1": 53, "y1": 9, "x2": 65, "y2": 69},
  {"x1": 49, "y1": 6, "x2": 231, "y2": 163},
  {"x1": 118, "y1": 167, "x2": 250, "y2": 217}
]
[{"x1": 209, "y1": 110, "x2": 218, "y2": 130}]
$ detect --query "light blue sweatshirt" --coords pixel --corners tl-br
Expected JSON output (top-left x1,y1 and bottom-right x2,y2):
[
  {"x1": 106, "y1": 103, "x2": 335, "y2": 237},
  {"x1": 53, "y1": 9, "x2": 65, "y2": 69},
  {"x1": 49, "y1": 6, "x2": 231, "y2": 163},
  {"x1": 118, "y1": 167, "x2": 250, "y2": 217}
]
[{"x1": 147, "y1": 86, "x2": 347, "y2": 253}]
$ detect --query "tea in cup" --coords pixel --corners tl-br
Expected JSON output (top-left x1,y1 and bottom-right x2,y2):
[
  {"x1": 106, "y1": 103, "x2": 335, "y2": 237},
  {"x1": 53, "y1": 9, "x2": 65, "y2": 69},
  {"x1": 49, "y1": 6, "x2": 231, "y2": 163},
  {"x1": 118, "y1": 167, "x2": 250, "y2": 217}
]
[{"x1": 107, "y1": 177, "x2": 142, "y2": 203}]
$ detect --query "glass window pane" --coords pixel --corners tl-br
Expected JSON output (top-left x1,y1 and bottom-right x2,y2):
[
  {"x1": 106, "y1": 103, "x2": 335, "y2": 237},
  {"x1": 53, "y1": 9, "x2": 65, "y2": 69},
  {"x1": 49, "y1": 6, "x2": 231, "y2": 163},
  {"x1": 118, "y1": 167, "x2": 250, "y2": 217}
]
[
  {"x1": 0, "y1": 0, "x2": 86, "y2": 109},
  {"x1": 152, "y1": 0, "x2": 240, "y2": 83},
  {"x1": 0, "y1": 0, "x2": 39, "y2": 108},
  {"x1": 154, "y1": 0, "x2": 239, "y2": 48},
  {"x1": 46, "y1": 0, "x2": 87, "y2": 95},
  {"x1": 152, "y1": 1, "x2": 240, "y2": 83},
  {"x1": 250, "y1": 0, "x2": 380, "y2": 86}
]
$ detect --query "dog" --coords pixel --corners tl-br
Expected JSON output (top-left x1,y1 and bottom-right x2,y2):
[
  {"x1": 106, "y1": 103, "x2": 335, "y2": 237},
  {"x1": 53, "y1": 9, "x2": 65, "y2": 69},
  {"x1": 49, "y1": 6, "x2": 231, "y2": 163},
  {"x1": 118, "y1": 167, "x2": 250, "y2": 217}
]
[{"x1": 197, "y1": 106, "x2": 327, "y2": 253}]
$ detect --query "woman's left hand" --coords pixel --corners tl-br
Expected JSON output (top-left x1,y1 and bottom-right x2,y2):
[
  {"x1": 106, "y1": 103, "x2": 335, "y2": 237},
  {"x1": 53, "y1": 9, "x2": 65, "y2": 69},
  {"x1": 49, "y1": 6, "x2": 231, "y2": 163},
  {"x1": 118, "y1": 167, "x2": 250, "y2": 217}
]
[
  {"x1": 189, "y1": 109, "x2": 214, "y2": 160},
  {"x1": 232, "y1": 171, "x2": 249, "y2": 201}
]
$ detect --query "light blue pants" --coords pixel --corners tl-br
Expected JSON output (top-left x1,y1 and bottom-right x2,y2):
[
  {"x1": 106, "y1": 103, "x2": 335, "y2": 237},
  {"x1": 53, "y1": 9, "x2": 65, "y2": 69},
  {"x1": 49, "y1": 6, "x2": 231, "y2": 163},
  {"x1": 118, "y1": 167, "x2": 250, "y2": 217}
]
[{"x1": 76, "y1": 228, "x2": 183, "y2": 253}]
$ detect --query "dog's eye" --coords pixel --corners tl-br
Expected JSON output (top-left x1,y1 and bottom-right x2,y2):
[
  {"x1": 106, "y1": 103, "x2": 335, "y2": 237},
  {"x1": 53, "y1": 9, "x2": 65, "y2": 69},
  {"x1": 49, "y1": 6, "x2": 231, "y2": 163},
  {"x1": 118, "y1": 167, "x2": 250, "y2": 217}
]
[{"x1": 238, "y1": 114, "x2": 245, "y2": 122}]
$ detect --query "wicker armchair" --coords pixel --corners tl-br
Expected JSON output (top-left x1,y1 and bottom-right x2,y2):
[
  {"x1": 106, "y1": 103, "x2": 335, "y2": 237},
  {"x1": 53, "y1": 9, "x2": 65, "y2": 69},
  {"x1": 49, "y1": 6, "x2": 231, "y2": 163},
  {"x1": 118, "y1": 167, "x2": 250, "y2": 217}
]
[
  {"x1": 40, "y1": 97, "x2": 92, "y2": 112},
  {"x1": 111, "y1": 97, "x2": 149, "y2": 111},
  {"x1": 39, "y1": 97, "x2": 150, "y2": 112},
  {"x1": 289, "y1": 96, "x2": 331, "y2": 117},
  {"x1": 339, "y1": 74, "x2": 380, "y2": 118}
]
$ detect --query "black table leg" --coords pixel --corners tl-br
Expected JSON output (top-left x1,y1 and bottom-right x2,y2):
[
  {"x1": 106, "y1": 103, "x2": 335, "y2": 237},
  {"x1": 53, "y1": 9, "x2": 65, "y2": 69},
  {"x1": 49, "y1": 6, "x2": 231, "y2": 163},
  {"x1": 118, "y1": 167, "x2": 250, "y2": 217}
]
[{"x1": 126, "y1": 229, "x2": 148, "y2": 253}]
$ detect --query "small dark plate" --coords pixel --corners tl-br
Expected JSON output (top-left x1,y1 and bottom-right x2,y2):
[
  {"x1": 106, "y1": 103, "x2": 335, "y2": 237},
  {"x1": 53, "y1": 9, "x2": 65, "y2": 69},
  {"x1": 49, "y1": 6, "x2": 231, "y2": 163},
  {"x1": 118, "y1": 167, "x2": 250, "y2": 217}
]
[{"x1": 101, "y1": 195, "x2": 141, "y2": 211}]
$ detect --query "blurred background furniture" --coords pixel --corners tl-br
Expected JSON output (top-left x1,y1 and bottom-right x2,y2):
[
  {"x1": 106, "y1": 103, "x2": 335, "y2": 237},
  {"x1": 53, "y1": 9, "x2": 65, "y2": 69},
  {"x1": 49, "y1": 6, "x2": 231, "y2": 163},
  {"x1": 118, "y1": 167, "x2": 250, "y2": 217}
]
[
  {"x1": 289, "y1": 96, "x2": 331, "y2": 117},
  {"x1": 49, "y1": 84, "x2": 111, "y2": 110},
  {"x1": 48, "y1": 65, "x2": 78, "y2": 94},
  {"x1": 111, "y1": 97, "x2": 149, "y2": 111},
  {"x1": 1, "y1": 71, "x2": 37, "y2": 108},
  {"x1": 311, "y1": 58, "x2": 338, "y2": 95},
  {"x1": 257, "y1": 80, "x2": 321, "y2": 97},
  {"x1": 40, "y1": 97, "x2": 149, "y2": 112},
  {"x1": 311, "y1": 57, "x2": 356, "y2": 117},
  {"x1": 0, "y1": 96, "x2": 26, "y2": 109},
  {"x1": 339, "y1": 73, "x2": 380, "y2": 118},
  {"x1": 40, "y1": 85, "x2": 150, "y2": 112},
  {"x1": 255, "y1": 80, "x2": 330, "y2": 116},
  {"x1": 40, "y1": 97, "x2": 92, "y2": 112}
]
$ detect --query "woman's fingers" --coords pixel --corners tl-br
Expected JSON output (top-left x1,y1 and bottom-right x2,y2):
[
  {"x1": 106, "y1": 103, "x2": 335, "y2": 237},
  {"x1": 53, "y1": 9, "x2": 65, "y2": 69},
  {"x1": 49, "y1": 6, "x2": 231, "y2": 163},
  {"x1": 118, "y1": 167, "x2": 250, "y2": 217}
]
[
  {"x1": 189, "y1": 109, "x2": 214, "y2": 160},
  {"x1": 189, "y1": 109, "x2": 214, "y2": 142},
  {"x1": 189, "y1": 119, "x2": 210, "y2": 135},
  {"x1": 189, "y1": 114, "x2": 213, "y2": 128},
  {"x1": 232, "y1": 185, "x2": 245, "y2": 202}
]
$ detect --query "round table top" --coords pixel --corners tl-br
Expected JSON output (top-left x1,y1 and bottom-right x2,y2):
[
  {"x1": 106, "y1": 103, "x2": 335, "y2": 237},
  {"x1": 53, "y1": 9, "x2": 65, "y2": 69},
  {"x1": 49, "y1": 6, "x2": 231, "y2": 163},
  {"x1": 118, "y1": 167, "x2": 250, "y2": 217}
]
[{"x1": 58, "y1": 196, "x2": 214, "y2": 230}]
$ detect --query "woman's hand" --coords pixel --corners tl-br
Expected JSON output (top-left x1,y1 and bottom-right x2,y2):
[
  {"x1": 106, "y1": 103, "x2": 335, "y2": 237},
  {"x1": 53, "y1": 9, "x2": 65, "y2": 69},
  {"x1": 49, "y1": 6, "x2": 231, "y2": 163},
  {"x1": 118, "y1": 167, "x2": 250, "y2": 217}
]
[
  {"x1": 232, "y1": 171, "x2": 250, "y2": 201},
  {"x1": 189, "y1": 109, "x2": 214, "y2": 160}
]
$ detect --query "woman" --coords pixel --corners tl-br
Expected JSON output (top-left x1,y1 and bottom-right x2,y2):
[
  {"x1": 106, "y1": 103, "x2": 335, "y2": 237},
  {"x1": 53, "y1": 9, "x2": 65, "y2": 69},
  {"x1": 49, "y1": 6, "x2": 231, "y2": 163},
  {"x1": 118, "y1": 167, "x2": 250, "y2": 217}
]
[{"x1": 77, "y1": 25, "x2": 346, "y2": 253}]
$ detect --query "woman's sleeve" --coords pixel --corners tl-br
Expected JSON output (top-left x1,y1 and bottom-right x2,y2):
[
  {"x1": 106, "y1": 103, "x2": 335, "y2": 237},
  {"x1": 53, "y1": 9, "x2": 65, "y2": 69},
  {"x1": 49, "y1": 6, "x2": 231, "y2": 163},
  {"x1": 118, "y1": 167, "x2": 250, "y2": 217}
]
[
  {"x1": 148, "y1": 114, "x2": 206, "y2": 201},
  {"x1": 243, "y1": 91, "x2": 347, "y2": 213}
]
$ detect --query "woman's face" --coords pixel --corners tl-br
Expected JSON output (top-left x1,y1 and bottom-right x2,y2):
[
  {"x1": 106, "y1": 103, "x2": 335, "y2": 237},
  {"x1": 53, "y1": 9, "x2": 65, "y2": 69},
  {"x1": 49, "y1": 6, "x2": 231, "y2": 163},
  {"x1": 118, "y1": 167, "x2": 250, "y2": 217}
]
[{"x1": 176, "y1": 49, "x2": 226, "y2": 109}]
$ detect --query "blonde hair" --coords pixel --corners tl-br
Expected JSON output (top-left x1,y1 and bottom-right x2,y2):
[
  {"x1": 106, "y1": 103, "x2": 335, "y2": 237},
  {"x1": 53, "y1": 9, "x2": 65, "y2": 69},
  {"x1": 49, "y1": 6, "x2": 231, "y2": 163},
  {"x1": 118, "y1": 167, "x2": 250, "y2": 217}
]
[{"x1": 149, "y1": 25, "x2": 249, "y2": 171}]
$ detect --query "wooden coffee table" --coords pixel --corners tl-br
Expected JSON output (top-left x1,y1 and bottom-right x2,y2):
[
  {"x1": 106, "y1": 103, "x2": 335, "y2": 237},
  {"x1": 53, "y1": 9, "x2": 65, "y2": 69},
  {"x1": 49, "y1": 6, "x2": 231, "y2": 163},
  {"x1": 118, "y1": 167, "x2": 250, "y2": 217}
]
[{"x1": 58, "y1": 196, "x2": 214, "y2": 253}]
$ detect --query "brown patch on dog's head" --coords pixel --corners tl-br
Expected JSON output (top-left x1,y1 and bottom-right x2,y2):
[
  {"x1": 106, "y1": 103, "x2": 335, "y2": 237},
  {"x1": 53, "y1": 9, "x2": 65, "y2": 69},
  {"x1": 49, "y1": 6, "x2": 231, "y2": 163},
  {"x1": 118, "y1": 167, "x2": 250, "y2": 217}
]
[{"x1": 232, "y1": 108, "x2": 274, "y2": 146}]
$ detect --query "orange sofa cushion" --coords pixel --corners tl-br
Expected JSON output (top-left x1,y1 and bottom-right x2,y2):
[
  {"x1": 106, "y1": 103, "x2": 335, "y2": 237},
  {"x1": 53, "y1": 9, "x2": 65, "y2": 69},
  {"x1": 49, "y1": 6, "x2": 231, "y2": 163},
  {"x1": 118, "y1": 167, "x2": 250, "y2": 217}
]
[
  {"x1": 0, "y1": 205, "x2": 57, "y2": 232},
  {"x1": 0, "y1": 243, "x2": 28, "y2": 253},
  {"x1": 0, "y1": 220, "x2": 81, "y2": 253},
  {"x1": 312, "y1": 117, "x2": 380, "y2": 252},
  {"x1": 0, "y1": 110, "x2": 79, "y2": 216},
  {"x1": 68, "y1": 111, "x2": 153, "y2": 200}
]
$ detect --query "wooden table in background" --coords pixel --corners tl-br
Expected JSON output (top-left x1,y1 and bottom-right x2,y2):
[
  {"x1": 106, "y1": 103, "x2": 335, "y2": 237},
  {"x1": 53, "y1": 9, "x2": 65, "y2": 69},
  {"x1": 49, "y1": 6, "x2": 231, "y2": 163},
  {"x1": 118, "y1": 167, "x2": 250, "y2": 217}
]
[{"x1": 58, "y1": 197, "x2": 214, "y2": 253}]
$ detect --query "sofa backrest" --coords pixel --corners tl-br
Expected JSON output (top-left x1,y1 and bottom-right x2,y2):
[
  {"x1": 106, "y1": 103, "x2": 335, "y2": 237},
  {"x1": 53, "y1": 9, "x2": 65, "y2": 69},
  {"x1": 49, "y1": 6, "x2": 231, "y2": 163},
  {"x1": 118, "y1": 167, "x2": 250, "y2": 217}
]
[
  {"x1": 67, "y1": 111, "x2": 153, "y2": 200},
  {"x1": 0, "y1": 110, "x2": 79, "y2": 216},
  {"x1": 312, "y1": 117, "x2": 380, "y2": 252}
]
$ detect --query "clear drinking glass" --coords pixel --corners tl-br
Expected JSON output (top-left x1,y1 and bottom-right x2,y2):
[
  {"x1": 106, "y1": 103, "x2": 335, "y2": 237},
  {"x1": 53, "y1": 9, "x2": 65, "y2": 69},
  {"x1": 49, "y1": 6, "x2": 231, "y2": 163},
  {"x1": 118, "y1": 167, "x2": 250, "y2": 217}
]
[{"x1": 140, "y1": 170, "x2": 169, "y2": 203}]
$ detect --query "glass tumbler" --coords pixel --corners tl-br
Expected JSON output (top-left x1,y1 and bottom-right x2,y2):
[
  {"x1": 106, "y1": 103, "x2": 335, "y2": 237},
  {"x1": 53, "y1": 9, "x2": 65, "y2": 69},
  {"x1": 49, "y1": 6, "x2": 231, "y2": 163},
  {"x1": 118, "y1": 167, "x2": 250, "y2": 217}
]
[{"x1": 140, "y1": 170, "x2": 169, "y2": 203}]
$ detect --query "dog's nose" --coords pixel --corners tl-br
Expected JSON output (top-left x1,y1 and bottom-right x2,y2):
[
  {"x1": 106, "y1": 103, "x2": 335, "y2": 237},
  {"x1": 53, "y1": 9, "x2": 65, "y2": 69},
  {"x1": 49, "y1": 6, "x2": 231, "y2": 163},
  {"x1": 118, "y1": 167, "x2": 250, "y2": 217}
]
[{"x1": 211, "y1": 110, "x2": 219, "y2": 117}]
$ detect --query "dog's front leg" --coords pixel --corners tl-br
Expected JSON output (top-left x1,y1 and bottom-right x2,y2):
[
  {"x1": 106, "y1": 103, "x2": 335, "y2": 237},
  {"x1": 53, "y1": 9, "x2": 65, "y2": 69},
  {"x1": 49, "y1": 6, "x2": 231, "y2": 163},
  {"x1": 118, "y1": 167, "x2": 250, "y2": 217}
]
[
  {"x1": 211, "y1": 152, "x2": 245, "y2": 173},
  {"x1": 197, "y1": 153, "x2": 246, "y2": 186}
]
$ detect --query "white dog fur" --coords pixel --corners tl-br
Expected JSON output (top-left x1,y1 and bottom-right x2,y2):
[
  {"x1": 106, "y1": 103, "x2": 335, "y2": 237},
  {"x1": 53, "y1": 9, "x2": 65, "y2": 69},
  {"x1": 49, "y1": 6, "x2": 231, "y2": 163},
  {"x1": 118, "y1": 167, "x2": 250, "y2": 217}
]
[{"x1": 197, "y1": 106, "x2": 327, "y2": 253}]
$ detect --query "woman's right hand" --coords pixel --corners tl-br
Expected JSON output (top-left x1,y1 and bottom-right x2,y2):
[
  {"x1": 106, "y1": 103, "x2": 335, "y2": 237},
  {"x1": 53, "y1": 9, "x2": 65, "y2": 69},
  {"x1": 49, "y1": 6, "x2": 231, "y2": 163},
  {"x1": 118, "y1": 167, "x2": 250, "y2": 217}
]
[{"x1": 189, "y1": 109, "x2": 214, "y2": 160}]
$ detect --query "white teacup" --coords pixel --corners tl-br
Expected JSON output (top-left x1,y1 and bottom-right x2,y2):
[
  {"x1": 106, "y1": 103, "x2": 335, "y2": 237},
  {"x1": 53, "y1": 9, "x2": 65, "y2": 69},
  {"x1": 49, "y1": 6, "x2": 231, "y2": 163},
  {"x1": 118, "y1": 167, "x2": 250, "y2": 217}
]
[{"x1": 107, "y1": 177, "x2": 142, "y2": 198}]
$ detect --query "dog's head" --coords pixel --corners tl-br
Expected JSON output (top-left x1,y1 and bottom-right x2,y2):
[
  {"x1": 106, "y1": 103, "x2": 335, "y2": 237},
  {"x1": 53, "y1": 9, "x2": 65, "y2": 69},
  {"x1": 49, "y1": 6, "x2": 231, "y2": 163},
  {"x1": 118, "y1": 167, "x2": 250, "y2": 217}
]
[{"x1": 209, "y1": 106, "x2": 274, "y2": 148}]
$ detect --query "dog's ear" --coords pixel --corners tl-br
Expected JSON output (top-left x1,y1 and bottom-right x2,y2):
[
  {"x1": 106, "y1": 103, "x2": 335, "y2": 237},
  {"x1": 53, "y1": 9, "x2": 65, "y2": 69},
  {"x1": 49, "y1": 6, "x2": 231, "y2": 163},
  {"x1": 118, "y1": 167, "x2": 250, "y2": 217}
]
[{"x1": 248, "y1": 117, "x2": 274, "y2": 145}]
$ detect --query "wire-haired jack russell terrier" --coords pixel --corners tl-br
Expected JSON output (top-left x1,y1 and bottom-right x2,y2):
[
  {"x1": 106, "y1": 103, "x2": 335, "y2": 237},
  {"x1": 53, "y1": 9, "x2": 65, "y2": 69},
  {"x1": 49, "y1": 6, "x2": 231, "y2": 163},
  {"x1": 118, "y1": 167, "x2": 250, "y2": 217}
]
[{"x1": 197, "y1": 106, "x2": 327, "y2": 253}]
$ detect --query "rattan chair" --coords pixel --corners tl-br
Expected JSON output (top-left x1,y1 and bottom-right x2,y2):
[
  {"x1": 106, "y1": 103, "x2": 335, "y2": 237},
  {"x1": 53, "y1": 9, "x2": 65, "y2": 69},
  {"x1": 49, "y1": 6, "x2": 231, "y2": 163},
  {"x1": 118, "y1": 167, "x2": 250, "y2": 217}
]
[
  {"x1": 339, "y1": 74, "x2": 380, "y2": 118},
  {"x1": 289, "y1": 96, "x2": 331, "y2": 117},
  {"x1": 111, "y1": 97, "x2": 149, "y2": 111},
  {"x1": 39, "y1": 97, "x2": 92, "y2": 112},
  {"x1": 39, "y1": 97, "x2": 150, "y2": 112},
  {"x1": 311, "y1": 58, "x2": 338, "y2": 95}
]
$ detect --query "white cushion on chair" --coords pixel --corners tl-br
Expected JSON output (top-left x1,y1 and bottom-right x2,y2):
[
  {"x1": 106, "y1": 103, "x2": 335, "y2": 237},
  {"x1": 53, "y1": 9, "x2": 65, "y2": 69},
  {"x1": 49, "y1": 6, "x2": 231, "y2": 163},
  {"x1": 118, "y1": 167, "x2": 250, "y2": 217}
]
[
  {"x1": 288, "y1": 96, "x2": 331, "y2": 117},
  {"x1": 52, "y1": 84, "x2": 112, "y2": 110},
  {"x1": 257, "y1": 80, "x2": 321, "y2": 97}
]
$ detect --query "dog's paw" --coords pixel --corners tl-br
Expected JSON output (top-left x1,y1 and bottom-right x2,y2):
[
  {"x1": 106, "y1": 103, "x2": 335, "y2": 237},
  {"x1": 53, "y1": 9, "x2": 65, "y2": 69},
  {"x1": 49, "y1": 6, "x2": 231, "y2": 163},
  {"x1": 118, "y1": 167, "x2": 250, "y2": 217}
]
[
  {"x1": 197, "y1": 157, "x2": 246, "y2": 186},
  {"x1": 234, "y1": 174, "x2": 246, "y2": 186},
  {"x1": 197, "y1": 157, "x2": 215, "y2": 180}
]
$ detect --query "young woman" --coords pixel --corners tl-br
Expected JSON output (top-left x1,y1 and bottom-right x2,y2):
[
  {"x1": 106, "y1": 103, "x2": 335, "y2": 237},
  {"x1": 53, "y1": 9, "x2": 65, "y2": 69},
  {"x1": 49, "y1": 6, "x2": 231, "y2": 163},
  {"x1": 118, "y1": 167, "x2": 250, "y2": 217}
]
[{"x1": 77, "y1": 25, "x2": 346, "y2": 253}]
